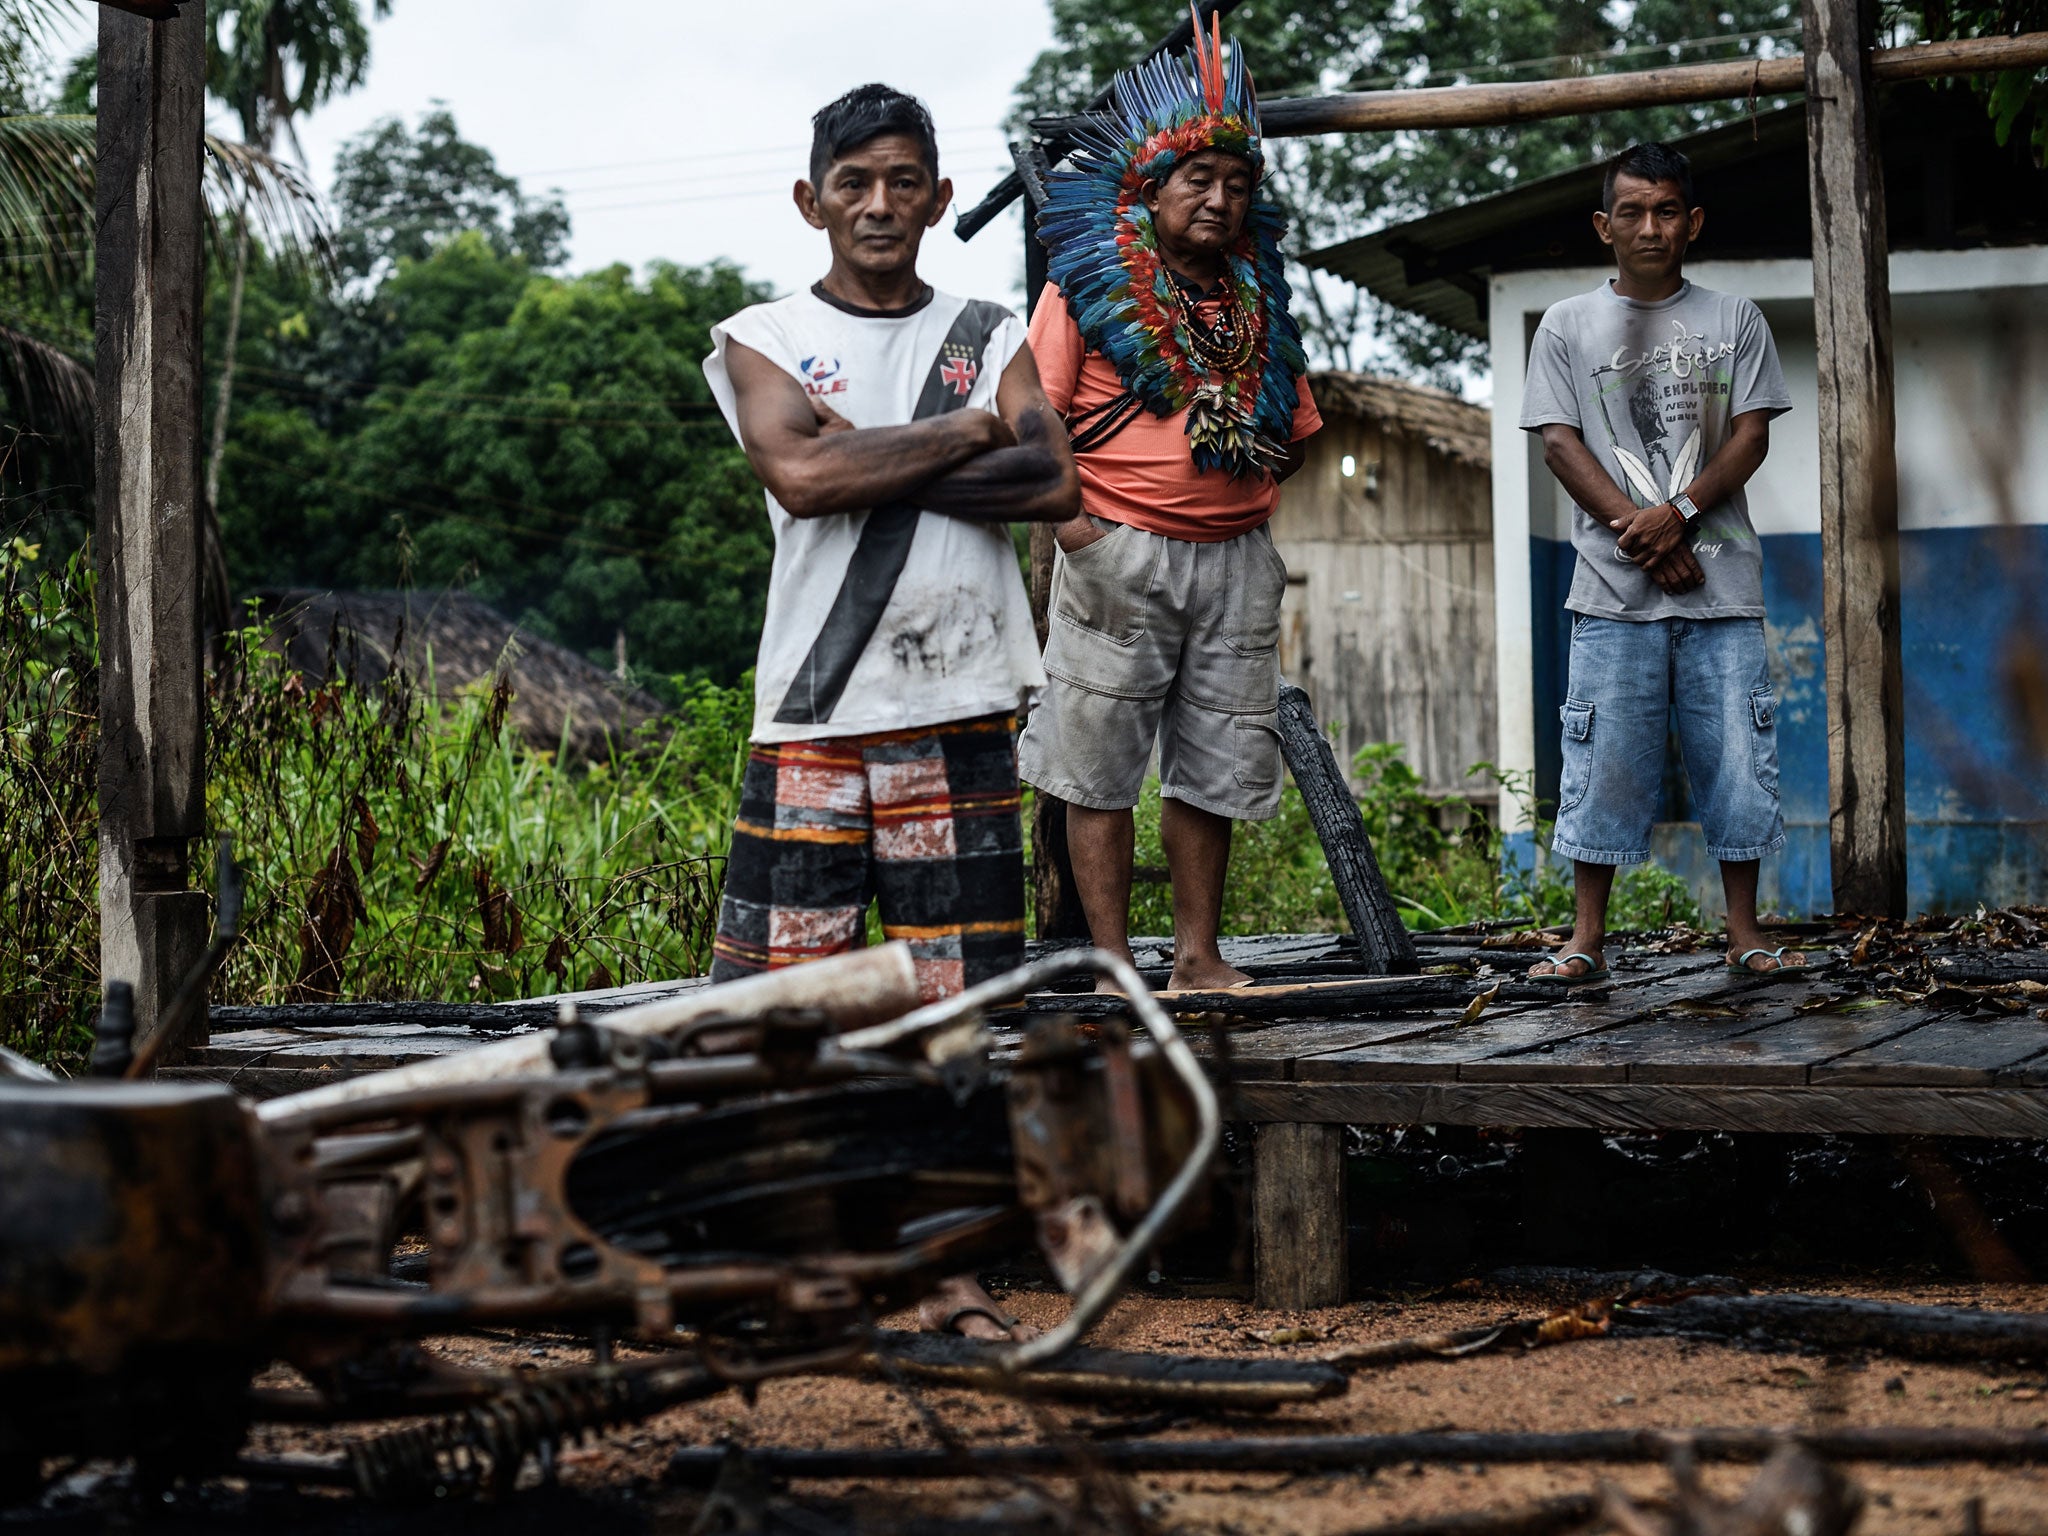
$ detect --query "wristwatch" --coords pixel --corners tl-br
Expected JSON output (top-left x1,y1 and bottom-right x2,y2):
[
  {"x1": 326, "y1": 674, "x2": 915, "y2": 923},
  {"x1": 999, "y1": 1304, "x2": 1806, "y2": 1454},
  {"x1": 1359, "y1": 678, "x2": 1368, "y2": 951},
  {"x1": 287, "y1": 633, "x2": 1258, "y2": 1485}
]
[{"x1": 1672, "y1": 492, "x2": 1702, "y2": 525}]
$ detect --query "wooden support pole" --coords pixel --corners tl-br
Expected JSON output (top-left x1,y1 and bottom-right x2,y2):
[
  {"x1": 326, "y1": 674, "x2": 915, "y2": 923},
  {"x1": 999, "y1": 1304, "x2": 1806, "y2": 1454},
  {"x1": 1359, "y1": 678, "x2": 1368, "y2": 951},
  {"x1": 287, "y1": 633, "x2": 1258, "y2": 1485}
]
[
  {"x1": 1253, "y1": 1121, "x2": 1348, "y2": 1310},
  {"x1": 96, "y1": 0, "x2": 211, "y2": 1058},
  {"x1": 1804, "y1": 0, "x2": 1908, "y2": 917},
  {"x1": 1028, "y1": 32, "x2": 2048, "y2": 142}
]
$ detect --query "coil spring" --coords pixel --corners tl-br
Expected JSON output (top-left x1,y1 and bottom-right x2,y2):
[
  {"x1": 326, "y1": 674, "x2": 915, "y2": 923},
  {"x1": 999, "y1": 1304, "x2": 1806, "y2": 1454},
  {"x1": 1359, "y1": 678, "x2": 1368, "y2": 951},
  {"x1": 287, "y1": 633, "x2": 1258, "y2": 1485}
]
[{"x1": 347, "y1": 1373, "x2": 640, "y2": 1503}]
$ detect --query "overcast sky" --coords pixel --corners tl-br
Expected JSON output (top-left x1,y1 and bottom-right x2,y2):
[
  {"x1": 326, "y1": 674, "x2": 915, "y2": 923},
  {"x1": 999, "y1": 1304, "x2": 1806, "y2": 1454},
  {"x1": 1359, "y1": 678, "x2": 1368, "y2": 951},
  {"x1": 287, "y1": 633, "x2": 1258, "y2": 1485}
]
[{"x1": 55, "y1": 0, "x2": 1058, "y2": 304}]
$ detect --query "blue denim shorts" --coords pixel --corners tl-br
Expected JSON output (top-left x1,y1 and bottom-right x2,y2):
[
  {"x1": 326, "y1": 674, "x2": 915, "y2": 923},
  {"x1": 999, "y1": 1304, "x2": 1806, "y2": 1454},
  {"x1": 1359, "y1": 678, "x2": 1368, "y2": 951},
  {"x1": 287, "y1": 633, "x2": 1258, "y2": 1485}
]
[{"x1": 1552, "y1": 615, "x2": 1785, "y2": 866}]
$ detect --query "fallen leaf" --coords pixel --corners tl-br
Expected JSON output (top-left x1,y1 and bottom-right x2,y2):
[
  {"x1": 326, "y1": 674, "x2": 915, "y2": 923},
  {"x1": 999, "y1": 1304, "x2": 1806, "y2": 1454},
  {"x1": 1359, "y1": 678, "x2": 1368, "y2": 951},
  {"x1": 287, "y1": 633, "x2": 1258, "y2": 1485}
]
[{"x1": 1458, "y1": 983, "x2": 1502, "y2": 1026}]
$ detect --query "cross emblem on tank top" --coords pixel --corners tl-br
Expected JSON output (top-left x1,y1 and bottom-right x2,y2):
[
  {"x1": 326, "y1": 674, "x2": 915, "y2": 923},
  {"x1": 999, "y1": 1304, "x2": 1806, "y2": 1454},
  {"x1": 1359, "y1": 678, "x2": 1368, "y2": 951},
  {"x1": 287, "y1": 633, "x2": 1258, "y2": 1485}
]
[{"x1": 940, "y1": 355, "x2": 978, "y2": 396}]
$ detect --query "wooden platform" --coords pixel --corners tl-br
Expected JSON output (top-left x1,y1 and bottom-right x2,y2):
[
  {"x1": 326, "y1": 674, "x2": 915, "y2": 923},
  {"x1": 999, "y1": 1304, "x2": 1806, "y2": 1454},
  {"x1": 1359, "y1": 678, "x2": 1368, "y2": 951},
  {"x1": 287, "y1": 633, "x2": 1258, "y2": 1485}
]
[{"x1": 166, "y1": 926, "x2": 2048, "y2": 1311}]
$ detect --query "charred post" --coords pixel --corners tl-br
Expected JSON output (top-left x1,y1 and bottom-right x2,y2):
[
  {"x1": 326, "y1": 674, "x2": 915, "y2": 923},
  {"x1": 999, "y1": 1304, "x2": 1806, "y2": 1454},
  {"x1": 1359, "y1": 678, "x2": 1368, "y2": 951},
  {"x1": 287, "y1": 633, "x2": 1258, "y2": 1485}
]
[{"x1": 95, "y1": 0, "x2": 211, "y2": 1059}]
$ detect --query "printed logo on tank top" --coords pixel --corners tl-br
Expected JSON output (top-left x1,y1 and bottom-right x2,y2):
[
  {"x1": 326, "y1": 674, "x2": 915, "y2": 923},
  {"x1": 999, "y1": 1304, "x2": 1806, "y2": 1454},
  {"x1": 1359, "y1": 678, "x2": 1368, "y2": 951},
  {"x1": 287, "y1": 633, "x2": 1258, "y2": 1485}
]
[{"x1": 799, "y1": 355, "x2": 847, "y2": 397}]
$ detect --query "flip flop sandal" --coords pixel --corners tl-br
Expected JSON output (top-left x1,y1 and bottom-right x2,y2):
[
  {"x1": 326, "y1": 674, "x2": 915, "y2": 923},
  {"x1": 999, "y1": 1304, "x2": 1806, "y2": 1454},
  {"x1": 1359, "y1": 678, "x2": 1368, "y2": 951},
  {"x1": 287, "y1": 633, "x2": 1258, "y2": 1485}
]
[
  {"x1": 1528, "y1": 951, "x2": 1610, "y2": 984},
  {"x1": 937, "y1": 1304, "x2": 1024, "y2": 1340},
  {"x1": 1726, "y1": 946, "x2": 1808, "y2": 980}
]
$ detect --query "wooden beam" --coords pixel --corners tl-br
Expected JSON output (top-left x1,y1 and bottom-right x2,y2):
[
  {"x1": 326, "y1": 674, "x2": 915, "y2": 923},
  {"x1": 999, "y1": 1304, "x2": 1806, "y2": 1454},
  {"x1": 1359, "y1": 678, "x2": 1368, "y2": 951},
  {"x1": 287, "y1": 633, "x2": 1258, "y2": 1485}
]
[
  {"x1": 1252, "y1": 1121, "x2": 1347, "y2": 1309},
  {"x1": 1805, "y1": 0, "x2": 1908, "y2": 917},
  {"x1": 1028, "y1": 32, "x2": 2048, "y2": 141},
  {"x1": 96, "y1": 0, "x2": 211, "y2": 1060}
]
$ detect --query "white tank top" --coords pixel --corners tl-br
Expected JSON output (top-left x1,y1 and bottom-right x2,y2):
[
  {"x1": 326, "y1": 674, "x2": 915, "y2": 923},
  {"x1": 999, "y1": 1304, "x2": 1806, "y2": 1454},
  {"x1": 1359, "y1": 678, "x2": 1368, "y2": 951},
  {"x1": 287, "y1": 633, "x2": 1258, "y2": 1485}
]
[{"x1": 705, "y1": 285, "x2": 1045, "y2": 743}]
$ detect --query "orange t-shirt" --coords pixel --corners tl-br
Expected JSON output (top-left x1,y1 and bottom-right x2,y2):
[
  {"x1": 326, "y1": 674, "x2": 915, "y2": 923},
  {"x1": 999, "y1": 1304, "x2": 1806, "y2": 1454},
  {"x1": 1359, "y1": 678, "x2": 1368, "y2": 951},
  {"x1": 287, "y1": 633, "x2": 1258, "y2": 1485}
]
[{"x1": 1027, "y1": 281, "x2": 1322, "y2": 543}]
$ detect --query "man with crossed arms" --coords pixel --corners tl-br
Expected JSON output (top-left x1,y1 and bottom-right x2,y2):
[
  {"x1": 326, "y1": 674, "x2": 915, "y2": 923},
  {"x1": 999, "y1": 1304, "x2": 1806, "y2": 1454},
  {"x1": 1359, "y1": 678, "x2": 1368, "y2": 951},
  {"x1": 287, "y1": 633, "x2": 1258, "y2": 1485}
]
[{"x1": 703, "y1": 83, "x2": 1078, "y2": 1339}]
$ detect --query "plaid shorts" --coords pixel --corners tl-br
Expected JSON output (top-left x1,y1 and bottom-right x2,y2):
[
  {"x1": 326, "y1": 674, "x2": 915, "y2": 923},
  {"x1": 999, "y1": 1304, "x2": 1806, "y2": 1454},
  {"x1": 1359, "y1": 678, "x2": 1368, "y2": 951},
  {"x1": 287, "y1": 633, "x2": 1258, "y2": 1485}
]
[{"x1": 710, "y1": 712, "x2": 1026, "y2": 1003}]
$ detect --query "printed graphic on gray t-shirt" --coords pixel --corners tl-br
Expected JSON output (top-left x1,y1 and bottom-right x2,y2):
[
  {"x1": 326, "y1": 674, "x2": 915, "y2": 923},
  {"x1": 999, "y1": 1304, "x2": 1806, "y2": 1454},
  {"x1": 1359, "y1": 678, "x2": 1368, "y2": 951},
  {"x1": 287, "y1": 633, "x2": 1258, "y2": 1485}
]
[{"x1": 1519, "y1": 280, "x2": 1791, "y2": 621}]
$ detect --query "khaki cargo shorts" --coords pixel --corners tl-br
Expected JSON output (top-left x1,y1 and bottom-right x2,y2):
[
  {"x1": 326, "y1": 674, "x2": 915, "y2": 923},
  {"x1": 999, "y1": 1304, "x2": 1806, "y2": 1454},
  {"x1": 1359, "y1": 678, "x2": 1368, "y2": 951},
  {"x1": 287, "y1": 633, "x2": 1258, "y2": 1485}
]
[{"x1": 1018, "y1": 515, "x2": 1286, "y2": 822}]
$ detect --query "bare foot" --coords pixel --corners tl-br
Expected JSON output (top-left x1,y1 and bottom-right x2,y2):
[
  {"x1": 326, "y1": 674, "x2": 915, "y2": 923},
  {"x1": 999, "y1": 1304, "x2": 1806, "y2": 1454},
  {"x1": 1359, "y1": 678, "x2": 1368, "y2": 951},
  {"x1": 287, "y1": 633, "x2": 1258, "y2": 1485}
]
[
  {"x1": 1168, "y1": 957, "x2": 1252, "y2": 991},
  {"x1": 917, "y1": 1274, "x2": 1041, "y2": 1343}
]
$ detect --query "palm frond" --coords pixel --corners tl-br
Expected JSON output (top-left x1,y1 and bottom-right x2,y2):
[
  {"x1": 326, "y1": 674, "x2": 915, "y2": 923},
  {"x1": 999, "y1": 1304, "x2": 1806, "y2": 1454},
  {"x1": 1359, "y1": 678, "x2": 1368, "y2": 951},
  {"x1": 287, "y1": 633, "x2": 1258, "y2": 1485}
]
[
  {"x1": 203, "y1": 131, "x2": 334, "y2": 277},
  {"x1": 0, "y1": 113, "x2": 333, "y2": 308},
  {"x1": 0, "y1": 0, "x2": 84, "y2": 56},
  {"x1": 0, "y1": 114, "x2": 94, "y2": 302},
  {"x1": 0, "y1": 320, "x2": 93, "y2": 467}
]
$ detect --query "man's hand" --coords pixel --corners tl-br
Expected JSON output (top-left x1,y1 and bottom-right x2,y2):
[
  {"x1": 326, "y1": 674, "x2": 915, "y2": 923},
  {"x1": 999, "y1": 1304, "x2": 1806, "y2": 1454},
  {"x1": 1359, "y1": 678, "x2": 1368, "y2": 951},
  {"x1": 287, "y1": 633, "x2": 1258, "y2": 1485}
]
[
  {"x1": 1615, "y1": 501, "x2": 1688, "y2": 564},
  {"x1": 809, "y1": 396, "x2": 855, "y2": 436},
  {"x1": 1053, "y1": 515, "x2": 1109, "y2": 555},
  {"x1": 1645, "y1": 544, "x2": 1705, "y2": 595},
  {"x1": 966, "y1": 408, "x2": 1018, "y2": 453}
]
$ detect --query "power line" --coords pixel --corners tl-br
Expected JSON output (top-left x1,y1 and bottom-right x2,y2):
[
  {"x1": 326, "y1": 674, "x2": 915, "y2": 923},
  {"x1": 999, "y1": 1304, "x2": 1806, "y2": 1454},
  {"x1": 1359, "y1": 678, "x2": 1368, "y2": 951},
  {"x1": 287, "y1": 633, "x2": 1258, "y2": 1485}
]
[
  {"x1": 568, "y1": 172, "x2": 1018, "y2": 218},
  {"x1": 232, "y1": 360, "x2": 724, "y2": 412},
  {"x1": 545, "y1": 159, "x2": 1017, "y2": 202},
  {"x1": 508, "y1": 128, "x2": 1011, "y2": 181},
  {"x1": 233, "y1": 366, "x2": 730, "y2": 426},
  {"x1": 223, "y1": 444, "x2": 710, "y2": 562}
]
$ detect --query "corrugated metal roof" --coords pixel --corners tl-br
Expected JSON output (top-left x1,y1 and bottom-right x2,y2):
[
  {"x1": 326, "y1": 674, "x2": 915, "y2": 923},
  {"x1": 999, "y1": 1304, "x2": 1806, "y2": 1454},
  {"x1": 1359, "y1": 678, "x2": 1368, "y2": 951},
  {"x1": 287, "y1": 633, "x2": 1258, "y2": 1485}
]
[{"x1": 1307, "y1": 87, "x2": 2048, "y2": 335}]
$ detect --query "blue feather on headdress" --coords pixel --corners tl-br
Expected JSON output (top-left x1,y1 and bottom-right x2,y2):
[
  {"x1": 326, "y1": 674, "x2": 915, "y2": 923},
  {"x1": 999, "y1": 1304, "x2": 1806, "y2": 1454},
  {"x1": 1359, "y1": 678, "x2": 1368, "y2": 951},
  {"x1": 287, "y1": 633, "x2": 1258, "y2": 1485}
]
[{"x1": 1035, "y1": 5, "x2": 1306, "y2": 478}]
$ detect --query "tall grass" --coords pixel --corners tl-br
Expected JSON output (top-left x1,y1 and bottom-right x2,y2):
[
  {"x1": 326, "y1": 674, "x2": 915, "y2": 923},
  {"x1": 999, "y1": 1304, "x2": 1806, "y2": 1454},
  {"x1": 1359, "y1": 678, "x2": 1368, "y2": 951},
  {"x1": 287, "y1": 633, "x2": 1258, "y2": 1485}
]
[
  {"x1": 1124, "y1": 742, "x2": 1700, "y2": 938},
  {"x1": 0, "y1": 533, "x2": 749, "y2": 1070}
]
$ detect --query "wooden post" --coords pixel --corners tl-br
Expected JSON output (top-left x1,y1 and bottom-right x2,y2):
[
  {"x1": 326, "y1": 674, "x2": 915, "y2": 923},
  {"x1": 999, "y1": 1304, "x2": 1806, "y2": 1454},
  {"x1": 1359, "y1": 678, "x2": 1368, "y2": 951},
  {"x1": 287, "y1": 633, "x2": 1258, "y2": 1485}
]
[
  {"x1": 96, "y1": 0, "x2": 211, "y2": 1059},
  {"x1": 1253, "y1": 1122, "x2": 1347, "y2": 1309},
  {"x1": 1804, "y1": 0, "x2": 1908, "y2": 917}
]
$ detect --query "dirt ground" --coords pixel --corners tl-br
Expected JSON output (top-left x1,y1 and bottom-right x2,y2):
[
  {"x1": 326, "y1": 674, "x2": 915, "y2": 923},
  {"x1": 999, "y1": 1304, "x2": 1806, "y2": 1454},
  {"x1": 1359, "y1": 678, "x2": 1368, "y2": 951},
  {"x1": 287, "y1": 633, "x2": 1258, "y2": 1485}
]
[{"x1": 40, "y1": 1275, "x2": 2040, "y2": 1535}]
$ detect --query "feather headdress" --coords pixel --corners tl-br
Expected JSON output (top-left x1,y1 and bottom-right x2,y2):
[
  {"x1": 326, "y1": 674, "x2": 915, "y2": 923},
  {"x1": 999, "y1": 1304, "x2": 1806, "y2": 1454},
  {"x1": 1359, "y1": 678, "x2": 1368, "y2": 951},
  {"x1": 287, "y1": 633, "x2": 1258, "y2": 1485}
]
[{"x1": 1037, "y1": 4, "x2": 1308, "y2": 477}]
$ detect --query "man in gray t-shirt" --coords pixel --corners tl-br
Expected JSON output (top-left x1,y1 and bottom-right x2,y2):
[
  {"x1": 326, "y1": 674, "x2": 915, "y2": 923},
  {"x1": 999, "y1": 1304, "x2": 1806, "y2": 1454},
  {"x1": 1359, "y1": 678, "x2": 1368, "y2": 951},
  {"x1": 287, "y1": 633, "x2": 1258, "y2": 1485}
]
[{"x1": 1517, "y1": 142, "x2": 1807, "y2": 983}]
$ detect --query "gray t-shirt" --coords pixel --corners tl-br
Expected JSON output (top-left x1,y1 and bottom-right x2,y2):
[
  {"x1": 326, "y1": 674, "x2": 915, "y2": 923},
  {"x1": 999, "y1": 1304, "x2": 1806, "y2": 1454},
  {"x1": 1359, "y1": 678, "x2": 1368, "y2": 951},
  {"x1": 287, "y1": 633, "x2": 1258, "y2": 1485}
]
[{"x1": 1520, "y1": 279, "x2": 1791, "y2": 620}]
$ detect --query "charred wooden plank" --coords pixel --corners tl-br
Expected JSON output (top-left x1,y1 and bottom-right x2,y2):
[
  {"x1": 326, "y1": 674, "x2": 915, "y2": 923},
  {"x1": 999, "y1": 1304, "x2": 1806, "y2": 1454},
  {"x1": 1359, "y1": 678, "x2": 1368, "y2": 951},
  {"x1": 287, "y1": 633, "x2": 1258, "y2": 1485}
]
[
  {"x1": 866, "y1": 1330, "x2": 1345, "y2": 1408},
  {"x1": 1616, "y1": 1293, "x2": 2048, "y2": 1362},
  {"x1": 1277, "y1": 683, "x2": 1419, "y2": 975},
  {"x1": 668, "y1": 1426, "x2": 2048, "y2": 1483},
  {"x1": 1813, "y1": 1013, "x2": 2048, "y2": 1086},
  {"x1": 1230, "y1": 1081, "x2": 2048, "y2": 1137}
]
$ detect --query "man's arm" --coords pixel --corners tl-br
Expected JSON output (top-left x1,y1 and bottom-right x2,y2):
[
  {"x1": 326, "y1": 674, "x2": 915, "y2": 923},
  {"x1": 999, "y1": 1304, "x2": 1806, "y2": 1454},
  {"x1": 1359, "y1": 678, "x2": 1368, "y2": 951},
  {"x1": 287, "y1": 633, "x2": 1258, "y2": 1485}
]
[
  {"x1": 726, "y1": 339, "x2": 1012, "y2": 519},
  {"x1": 901, "y1": 344, "x2": 1081, "y2": 524},
  {"x1": 1538, "y1": 422, "x2": 1704, "y2": 596},
  {"x1": 1613, "y1": 410, "x2": 1774, "y2": 563},
  {"x1": 1275, "y1": 430, "x2": 1315, "y2": 482}
]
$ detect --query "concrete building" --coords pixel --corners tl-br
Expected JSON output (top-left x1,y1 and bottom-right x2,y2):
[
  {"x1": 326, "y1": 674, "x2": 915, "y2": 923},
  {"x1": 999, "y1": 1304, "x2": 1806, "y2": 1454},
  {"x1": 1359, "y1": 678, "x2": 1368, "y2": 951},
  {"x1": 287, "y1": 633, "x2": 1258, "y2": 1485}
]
[{"x1": 1311, "y1": 88, "x2": 2048, "y2": 915}]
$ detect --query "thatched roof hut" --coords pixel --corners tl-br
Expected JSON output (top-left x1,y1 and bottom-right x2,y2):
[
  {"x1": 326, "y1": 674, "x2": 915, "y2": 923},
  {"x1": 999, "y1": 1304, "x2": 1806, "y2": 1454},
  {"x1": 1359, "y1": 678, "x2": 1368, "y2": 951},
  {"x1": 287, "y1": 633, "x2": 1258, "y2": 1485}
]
[{"x1": 254, "y1": 589, "x2": 664, "y2": 760}]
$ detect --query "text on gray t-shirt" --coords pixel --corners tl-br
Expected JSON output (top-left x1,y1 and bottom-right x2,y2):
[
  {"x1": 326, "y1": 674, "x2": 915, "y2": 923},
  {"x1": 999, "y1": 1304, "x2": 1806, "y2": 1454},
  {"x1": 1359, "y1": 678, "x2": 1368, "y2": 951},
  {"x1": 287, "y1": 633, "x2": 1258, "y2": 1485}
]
[{"x1": 1519, "y1": 279, "x2": 1791, "y2": 621}]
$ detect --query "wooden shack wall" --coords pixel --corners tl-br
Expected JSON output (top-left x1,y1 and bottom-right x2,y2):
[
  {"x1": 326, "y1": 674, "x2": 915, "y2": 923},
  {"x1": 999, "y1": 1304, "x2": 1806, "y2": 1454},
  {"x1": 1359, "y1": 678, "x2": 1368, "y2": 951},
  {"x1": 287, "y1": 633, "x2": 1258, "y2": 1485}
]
[{"x1": 1269, "y1": 415, "x2": 1496, "y2": 804}]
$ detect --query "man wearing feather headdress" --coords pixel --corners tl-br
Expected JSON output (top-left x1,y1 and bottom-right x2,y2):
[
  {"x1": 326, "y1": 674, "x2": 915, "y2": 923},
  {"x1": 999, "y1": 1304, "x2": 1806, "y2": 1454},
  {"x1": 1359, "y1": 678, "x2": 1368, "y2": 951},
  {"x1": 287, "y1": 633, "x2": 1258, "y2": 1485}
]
[
  {"x1": 1520, "y1": 142, "x2": 1808, "y2": 983},
  {"x1": 1017, "y1": 9, "x2": 1321, "y2": 991}
]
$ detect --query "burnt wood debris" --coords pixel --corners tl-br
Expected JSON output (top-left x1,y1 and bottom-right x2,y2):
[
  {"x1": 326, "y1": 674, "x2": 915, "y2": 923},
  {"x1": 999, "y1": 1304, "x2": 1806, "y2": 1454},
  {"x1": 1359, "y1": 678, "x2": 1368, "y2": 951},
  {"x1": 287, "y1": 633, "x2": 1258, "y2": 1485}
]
[{"x1": 31, "y1": 0, "x2": 2048, "y2": 1520}]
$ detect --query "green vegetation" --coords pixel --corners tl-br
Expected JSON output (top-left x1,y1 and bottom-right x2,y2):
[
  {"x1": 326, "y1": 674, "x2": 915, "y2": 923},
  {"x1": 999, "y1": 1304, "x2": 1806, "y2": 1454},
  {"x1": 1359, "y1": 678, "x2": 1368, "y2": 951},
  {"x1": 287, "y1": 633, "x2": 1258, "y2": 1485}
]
[
  {"x1": 0, "y1": 532, "x2": 748, "y2": 1071},
  {"x1": 1122, "y1": 743, "x2": 1700, "y2": 939},
  {"x1": 202, "y1": 110, "x2": 773, "y2": 693}
]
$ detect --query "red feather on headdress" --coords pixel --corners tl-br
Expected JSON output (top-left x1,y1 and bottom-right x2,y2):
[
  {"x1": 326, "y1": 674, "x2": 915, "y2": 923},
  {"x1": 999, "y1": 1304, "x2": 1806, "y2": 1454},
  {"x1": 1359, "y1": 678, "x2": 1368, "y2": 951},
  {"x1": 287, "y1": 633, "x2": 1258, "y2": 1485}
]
[{"x1": 1192, "y1": 2, "x2": 1226, "y2": 112}]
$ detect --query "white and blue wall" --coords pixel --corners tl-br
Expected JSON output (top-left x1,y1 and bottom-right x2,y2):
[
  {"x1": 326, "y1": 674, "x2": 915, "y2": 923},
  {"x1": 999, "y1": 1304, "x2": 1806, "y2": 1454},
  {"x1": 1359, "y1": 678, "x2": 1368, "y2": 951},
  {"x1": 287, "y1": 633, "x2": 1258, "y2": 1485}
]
[{"x1": 1488, "y1": 248, "x2": 2048, "y2": 916}]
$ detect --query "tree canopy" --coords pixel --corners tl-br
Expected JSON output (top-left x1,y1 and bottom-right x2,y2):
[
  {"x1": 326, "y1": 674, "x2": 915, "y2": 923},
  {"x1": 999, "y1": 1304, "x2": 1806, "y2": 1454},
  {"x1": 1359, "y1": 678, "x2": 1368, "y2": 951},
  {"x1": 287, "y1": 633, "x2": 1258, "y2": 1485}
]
[{"x1": 206, "y1": 111, "x2": 771, "y2": 692}]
